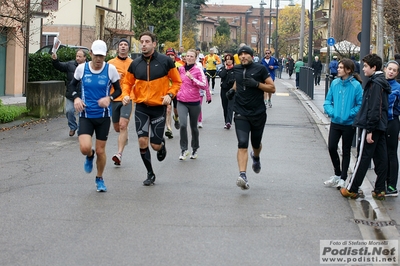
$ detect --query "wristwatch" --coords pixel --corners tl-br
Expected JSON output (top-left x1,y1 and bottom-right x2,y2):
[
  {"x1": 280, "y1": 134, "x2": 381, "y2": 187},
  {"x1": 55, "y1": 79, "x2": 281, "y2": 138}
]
[
  {"x1": 168, "y1": 93, "x2": 174, "y2": 99},
  {"x1": 109, "y1": 96, "x2": 114, "y2": 101}
]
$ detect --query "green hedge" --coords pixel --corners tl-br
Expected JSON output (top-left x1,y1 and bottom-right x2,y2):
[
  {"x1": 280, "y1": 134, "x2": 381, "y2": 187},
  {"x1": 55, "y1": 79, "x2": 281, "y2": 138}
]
[{"x1": 28, "y1": 47, "x2": 115, "y2": 82}]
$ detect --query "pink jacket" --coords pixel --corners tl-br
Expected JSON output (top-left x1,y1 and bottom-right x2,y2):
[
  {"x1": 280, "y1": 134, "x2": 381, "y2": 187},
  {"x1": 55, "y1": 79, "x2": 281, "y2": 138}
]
[{"x1": 177, "y1": 64, "x2": 211, "y2": 103}]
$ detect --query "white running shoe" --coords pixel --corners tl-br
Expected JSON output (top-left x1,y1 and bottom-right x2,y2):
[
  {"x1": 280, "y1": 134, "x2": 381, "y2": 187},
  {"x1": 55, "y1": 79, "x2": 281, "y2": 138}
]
[
  {"x1": 179, "y1": 150, "x2": 189, "y2": 160},
  {"x1": 190, "y1": 149, "x2": 198, "y2": 159},
  {"x1": 198, "y1": 122, "x2": 203, "y2": 128},
  {"x1": 335, "y1": 179, "x2": 345, "y2": 189},
  {"x1": 324, "y1": 175, "x2": 340, "y2": 187},
  {"x1": 236, "y1": 175, "x2": 250, "y2": 190}
]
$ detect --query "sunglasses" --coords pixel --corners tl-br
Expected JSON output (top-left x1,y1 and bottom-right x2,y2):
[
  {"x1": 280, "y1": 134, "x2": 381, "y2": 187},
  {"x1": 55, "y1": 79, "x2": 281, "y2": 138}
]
[{"x1": 265, "y1": 52, "x2": 271, "y2": 54}]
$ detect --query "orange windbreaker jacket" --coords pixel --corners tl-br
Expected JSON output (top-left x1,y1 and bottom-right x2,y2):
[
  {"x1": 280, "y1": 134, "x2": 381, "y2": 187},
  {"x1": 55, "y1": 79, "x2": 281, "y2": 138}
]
[
  {"x1": 122, "y1": 52, "x2": 182, "y2": 106},
  {"x1": 108, "y1": 56, "x2": 133, "y2": 101}
]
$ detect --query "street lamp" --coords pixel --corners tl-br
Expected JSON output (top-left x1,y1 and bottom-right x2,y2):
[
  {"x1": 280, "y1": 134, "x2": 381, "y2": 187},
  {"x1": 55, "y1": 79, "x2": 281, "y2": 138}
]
[{"x1": 259, "y1": 0, "x2": 266, "y2": 55}]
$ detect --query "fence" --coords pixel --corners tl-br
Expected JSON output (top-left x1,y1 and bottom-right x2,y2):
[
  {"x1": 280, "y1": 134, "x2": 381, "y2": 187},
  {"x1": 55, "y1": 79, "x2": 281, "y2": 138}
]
[{"x1": 299, "y1": 66, "x2": 314, "y2": 99}]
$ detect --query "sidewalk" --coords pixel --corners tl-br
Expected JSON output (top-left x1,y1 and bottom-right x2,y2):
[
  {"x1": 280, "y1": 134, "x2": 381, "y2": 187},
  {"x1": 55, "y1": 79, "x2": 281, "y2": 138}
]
[
  {"x1": 0, "y1": 96, "x2": 26, "y2": 105},
  {"x1": 276, "y1": 70, "x2": 400, "y2": 242}
]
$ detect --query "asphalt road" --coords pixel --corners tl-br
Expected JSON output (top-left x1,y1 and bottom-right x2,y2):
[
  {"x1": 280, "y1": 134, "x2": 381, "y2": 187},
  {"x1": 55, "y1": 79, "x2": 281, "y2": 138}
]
[{"x1": 0, "y1": 75, "x2": 398, "y2": 265}]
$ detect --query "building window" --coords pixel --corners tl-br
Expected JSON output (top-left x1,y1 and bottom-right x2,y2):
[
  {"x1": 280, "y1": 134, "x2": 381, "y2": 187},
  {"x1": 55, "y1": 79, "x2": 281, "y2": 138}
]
[{"x1": 41, "y1": 32, "x2": 59, "y2": 46}]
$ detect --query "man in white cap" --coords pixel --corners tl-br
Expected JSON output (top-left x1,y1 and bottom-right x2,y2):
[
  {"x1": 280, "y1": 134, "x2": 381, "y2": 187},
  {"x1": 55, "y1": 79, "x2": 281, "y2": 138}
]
[{"x1": 69, "y1": 40, "x2": 122, "y2": 192}]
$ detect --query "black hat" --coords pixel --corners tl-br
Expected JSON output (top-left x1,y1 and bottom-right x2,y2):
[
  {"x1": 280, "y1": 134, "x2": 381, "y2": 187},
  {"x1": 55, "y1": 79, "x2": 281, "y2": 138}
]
[
  {"x1": 237, "y1": 45, "x2": 253, "y2": 57},
  {"x1": 119, "y1": 38, "x2": 130, "y2": 46},
  {"x1": 196, "y1": 47, "x2": 201, "y2": 51}
]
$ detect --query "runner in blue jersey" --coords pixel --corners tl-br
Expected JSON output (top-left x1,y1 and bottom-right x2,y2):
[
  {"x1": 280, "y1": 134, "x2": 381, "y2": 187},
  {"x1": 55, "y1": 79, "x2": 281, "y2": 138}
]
[{"x1": 70, "y1": 40, "x2": 121, "y2": 192}]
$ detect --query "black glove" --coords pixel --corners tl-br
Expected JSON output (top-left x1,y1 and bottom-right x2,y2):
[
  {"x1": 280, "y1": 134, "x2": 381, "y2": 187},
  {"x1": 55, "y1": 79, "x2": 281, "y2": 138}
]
[
  {"x1": 226, "y1": 88, "x2": 236, "y2": 100},
  {"x1": 207, "y1": 99, "x2": 212, "y2": 104},
  {"x1": 243, "y1": 77, "x2": 259, "y2": 88}
]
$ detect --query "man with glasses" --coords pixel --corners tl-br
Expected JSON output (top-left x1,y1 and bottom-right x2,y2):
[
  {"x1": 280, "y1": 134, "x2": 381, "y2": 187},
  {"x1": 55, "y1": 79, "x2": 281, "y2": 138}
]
[{"x1": 261, "y1": 50, "x2": 279, "y2": 108}]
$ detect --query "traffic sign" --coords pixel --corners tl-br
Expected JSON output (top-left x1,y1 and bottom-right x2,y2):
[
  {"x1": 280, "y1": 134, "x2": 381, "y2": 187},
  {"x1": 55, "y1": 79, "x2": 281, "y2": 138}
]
[{"x1": 327, "y1": 37, "x2": 335, "y2": 46}]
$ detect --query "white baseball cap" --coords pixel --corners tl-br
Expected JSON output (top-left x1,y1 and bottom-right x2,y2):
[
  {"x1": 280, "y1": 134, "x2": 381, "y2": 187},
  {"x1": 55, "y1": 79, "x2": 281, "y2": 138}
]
[{"x1": 91, "y1": 40, "x2": 107, "y2": 56}]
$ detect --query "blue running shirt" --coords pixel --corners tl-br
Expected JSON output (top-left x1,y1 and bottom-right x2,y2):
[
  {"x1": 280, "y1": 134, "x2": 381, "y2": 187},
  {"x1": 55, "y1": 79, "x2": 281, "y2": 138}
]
[{"x1": 74, "y1": 62, "x2": 119, "y2": 118}]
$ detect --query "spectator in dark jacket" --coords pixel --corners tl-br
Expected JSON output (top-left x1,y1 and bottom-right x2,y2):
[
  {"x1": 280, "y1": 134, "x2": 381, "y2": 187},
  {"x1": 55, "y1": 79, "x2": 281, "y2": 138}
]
[
  {"x1": 311, "y1": 56, "x2": 323, "y2": 85},
  {"x1": 286, "y1": 56, "x2": 295, "y2": 79},
  {"x1": 329, "y1": 56, "x2": 339, "y2": 79},
  {"x1": 351, "y1": 56, "x2": 361, "y2": 74},
  {"x1": 52, "y1": 49, "x2": 86, "y2": 136}
]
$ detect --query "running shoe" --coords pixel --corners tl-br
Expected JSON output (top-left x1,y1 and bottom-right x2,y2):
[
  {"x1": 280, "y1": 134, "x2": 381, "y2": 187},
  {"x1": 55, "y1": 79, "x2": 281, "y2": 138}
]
[
  {"x1": 236, "y1": 174, "x2": 249, "y2": 190},
  {"x1": 340, "y1": 187, "x2": 359, "y2": 199},
  {"x1": 95, "y1": 177, "x2": 107, "y2": 192},
  {"x1": 157, "y1": 139, "x2": 167, "y2": 161},
  {"x1": 84, "y1": 149, "x2": 95, "y2": 173},
  {"x1": 190, "y1": 149, "x2": 198, "y2": 159},
  {"x1": 198, "y1": 122, "x2": 203, "y2": 128},
  {"x1": 224, "y1": 123, "x2": 231, "y2": 129},
  {"x1": 335, "y1": 179, "x2": 345, "y2": 189},
  {"x1": 112, "y1": 153, "x2": 122, "y2": 165},
  {"x1": 165, "y1": 128, "x2": 173, "y2": 139},
  {"x1": 323, "y1": 175, "x2": 340, "y2": 187},
  {"x1": 386, "y1": 186, "x2": 398, "y2": 197},
  {"x1": 372, "y1": 191, "x2": 386, "y2": 201},
  {"x1": 143, "y1": 172, "x2": 156, "y2": 186},
  {"x1": 268, "y1": 100, "x2": 272, "y2": 108},
  {"x1": 179, "y1": 150, "x2": 189, "y2": 160},
  {"x1": 173, "y1": 115, "x2": 180, "y2": 130},
  {"x1": 250, "y1": 151, "x2": 261, "y2": 174},
  {"x1": 211, "y1": 89, "x2": 214, "y2": 95}
]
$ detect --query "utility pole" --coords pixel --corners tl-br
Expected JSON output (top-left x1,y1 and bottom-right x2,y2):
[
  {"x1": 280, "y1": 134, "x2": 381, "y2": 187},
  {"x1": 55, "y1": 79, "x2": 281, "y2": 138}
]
[
  {"x1": 307, "y1": 0, "x2": 313, "y2": 67},
  {"x1": 325, "y1": 0, "x2": 331, "y2": 74},
  {"x1": 268, "y1": 0, "x2": 272, "y2": 49},
  {"x1": 299, "y1": 0, "x2": 305, "y2": 59},
  {"x1": 376, "y1": 0, "x2": 384, "y2": 59},
  {"x1": 260, "y1": 0, "x2": 266, "y2": 55},
  {"x1": 275, "y1": 0, "x2": 279, "y2": 59}
]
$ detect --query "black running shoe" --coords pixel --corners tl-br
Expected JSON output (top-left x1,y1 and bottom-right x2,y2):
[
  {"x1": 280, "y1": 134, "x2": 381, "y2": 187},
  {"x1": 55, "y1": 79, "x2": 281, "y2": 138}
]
[
  {"x1": 157, "y1": 139, "x2": 167, "y2": 161},
  {"x1": 143, "y1": 172, "x2": 156, "y2": 186}
]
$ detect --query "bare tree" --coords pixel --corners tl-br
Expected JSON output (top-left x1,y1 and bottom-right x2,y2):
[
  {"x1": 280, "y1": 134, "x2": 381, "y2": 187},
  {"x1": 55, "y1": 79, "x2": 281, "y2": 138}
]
[
  {"x1": 0, "y1": 0, "x2": 54, "y2": 48},
  {"x1": 331, "y1": 0, "x2": 356, "y2": 57},
  {"x1": 103, "y1": 12, "x2": 132, "y2": 50},
  {"x1": 383, "y1": 0, "x2": 400, "y2": 54}
]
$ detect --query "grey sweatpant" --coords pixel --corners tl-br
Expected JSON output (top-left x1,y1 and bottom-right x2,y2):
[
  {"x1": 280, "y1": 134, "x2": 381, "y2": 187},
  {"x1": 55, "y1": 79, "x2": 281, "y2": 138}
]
[{"x1": 177, "y1": 101, "x2": 201, "y2": 151}]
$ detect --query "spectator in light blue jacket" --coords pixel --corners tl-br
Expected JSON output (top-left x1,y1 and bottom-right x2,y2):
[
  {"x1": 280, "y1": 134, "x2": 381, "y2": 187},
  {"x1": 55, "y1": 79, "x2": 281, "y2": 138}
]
[{"x1": 323, "y1": 58, "x2": 363, "y2": 189}]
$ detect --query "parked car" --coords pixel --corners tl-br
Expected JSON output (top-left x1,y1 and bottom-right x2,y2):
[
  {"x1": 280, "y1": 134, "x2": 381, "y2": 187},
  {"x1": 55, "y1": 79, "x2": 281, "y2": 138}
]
[{"x1": 35, "y1": 44, "x2": 89, "y2": 55}]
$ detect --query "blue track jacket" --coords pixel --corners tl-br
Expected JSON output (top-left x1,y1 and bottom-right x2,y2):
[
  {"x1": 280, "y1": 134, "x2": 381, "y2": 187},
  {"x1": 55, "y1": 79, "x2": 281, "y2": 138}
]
[{"x1": 324, "y1": 75, "x2": 363, "y2": 125}]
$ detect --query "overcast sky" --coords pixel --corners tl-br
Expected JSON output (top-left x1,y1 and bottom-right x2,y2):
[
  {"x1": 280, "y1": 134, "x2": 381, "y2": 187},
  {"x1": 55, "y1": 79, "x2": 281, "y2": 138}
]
[{"x1": 210, "y1": 0, "x2": 312, "y2": 10}]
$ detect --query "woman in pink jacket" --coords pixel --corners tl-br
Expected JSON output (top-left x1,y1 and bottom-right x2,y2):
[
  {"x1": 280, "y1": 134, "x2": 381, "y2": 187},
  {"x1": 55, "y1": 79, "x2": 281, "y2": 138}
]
[{"x1": 177, "y1": 49, "x2": 212, "y2": 160}]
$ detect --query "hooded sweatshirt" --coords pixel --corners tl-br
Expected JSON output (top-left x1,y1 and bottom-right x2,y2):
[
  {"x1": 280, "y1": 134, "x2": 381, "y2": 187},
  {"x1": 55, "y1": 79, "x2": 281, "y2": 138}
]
[
  {"x1": 353, "y1": 71, "x2": 391, "y2": 132},
  {"x1": 323, "y1": 75, "x2": 363, "y2": 125}
]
